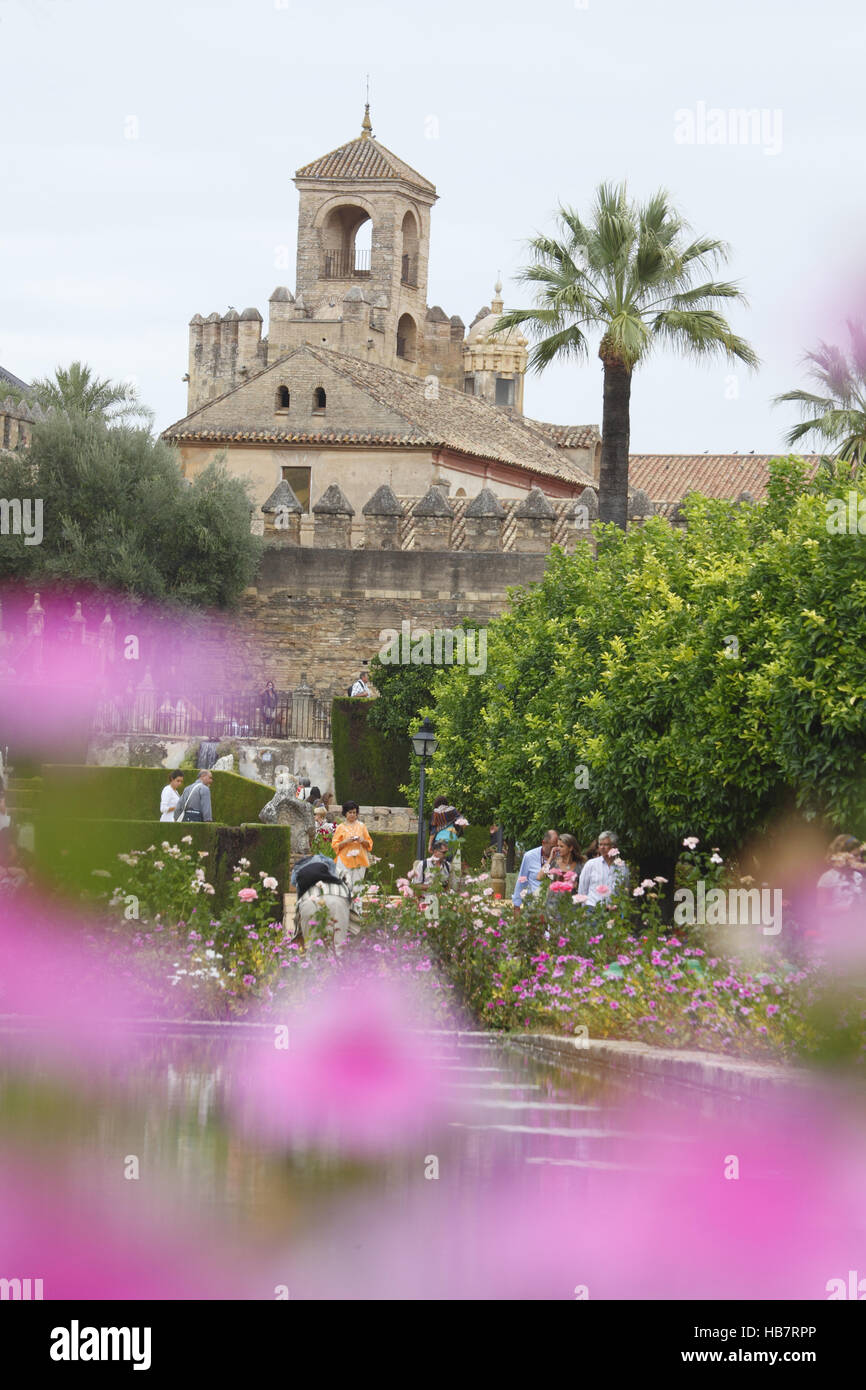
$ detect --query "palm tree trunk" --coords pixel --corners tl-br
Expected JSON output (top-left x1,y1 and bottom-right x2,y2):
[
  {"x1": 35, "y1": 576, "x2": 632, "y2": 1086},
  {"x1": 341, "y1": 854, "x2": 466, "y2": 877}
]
[{"x1": 598, "y1": 356, "x2": 632, "y2": 529}]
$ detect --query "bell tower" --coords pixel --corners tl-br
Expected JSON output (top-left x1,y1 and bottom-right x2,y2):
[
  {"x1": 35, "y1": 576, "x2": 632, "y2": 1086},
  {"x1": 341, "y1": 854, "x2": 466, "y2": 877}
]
[{"x1": 292, "y1": 106, "x2": 438, "y2": 372}]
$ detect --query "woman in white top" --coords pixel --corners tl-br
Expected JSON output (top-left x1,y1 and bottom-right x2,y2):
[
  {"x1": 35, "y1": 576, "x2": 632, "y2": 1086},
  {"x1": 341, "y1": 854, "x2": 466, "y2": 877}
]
[{"x1": 159, "y1": 773, "x2": 185, "y2": 822}]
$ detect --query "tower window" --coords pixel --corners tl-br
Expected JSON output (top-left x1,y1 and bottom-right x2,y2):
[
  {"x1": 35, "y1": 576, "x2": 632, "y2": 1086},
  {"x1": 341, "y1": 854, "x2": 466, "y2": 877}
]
[
  {"x1": 312, "y1": 387, "x2": 326, "y2": 413},
  {"x1": 463, "y1": 374, "x2": 476, "y2": 396},
  {"x1": 276, "y1": 386, "x2": 290, "y2": 410},
  {"x1": 396, "y1": 313, "x2": 417, "y2": 362},
  {"x1": 495, "y1": 376, "x2": 515, "y2": 407}
]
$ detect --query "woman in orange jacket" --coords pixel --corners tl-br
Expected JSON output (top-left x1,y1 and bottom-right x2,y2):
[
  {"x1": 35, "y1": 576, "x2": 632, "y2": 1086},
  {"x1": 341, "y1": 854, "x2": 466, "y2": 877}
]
[{"x1": 330, "y1": 801, "x2": 373, "y2": 892}]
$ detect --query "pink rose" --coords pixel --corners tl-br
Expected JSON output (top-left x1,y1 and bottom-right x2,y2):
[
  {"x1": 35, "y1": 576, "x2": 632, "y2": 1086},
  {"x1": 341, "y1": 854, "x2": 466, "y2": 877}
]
[{"x1": 238, "y1": 887, "x2": 259, "y2": 902}]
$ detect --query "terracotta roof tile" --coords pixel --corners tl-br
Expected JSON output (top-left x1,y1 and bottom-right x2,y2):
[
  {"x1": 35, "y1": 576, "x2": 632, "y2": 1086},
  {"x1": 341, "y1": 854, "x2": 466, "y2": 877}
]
[
  {"x1": 525, "y1": 419, "x2": 601, "y2": 449},
  {"x1": 295, "y1": 136, "x2": 436, "y2": 195},
  {"x1": 628, "y1": 454, "x2": 821, "y2": 504}
]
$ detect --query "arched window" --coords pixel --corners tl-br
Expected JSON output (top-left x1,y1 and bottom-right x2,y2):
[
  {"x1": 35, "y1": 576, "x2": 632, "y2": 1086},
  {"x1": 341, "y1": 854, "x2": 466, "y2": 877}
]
[
  {"x1": 313, "y1": 387, "x2": 326, "y2": 413},
  {"x1": 276, "y1": 386, "x2": 290, "y2": 410},
  {"x1": 400, "y1": 211, "x2": 419, "y2": 286},
  {"x1": 396, "y1": 313, "x2": 417, "y2": 362}
]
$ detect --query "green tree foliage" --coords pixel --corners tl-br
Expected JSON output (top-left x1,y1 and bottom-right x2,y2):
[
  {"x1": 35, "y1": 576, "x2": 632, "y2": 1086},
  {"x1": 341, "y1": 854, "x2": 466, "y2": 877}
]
[
  {"x1": 30, "y1": 361, "x2": 154, "y2": 426},
  {"x1": 367, "y1": 650, "x2": 440, "y2": 743},
  {"x1": 775, "y1": 319, "x2": 866, "y2": 467},
  {"x1": 495, "y1": 183, "x2": 758, "y2": 528},
  {"x1": 409, "y1": 460, "x2": 866, "y2": 867},
  {"x1": 0, "y1": 413, "x2": 261, "y2": 606}
]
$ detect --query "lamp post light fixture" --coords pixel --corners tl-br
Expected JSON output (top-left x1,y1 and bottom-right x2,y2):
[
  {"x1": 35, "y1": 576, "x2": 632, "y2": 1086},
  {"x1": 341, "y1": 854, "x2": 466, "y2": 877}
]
[{"x1": 411, "y1": 717, "x2": 437, "y2": 878}]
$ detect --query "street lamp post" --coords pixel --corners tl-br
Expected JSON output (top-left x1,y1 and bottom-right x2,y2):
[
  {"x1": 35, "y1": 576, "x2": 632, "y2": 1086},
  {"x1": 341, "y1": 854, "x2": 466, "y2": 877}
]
[{"x1": 411, "y1": 717, "x2": 438, "y2": 881}]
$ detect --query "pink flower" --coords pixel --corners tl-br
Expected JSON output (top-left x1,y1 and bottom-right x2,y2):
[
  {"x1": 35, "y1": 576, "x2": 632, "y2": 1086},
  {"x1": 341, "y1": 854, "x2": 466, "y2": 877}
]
[
  {"x1": 595, "y1": 884, "x2": 611, "y2": 897},
  {"x1": 682, "y1": 836, "x2": 700, "y2": 850},
  {"x1": 632, "y1": 886, "x2": 645, "y2": 897},
  {"x1": 238, "y1": 887, "x2": 259, "y2": 902}
]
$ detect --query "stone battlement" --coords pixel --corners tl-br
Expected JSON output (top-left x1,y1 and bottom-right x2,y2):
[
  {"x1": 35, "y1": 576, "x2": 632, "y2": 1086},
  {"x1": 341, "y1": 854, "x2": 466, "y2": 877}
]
[{"x1": 254, "y1": 481, "x2": 648, "y2": 556}]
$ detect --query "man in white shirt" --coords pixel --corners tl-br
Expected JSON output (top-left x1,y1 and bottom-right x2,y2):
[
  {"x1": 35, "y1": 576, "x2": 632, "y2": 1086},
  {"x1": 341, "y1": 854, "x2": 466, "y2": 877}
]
[
  {"x1": 577, "y1": 830, "x2": 629, "y2": 907},
  {"x1": 350, "y1": 671, "x2": 372, "y2": 698},
  {"x1": 513, "y1": 830, "x2": 559, "y2": 907}
]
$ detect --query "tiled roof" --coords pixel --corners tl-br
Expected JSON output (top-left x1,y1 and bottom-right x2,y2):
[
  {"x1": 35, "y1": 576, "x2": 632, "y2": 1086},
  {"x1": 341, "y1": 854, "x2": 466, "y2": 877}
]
[
  {"x1": 525, "y1": 419, "x2": 601, "y2": 449},
  {"x1": 0, "y1": 365, "x2": 30, "y2": 391},
  {"x1": 295, "y1": 136, "x2": 436, "y2": 195},
  {"x1": 628, "y1": 454, "x2": 821, "y2": 504},
  {"x1": 163, "y1": 344, "x2": 593, "y2": 486}
]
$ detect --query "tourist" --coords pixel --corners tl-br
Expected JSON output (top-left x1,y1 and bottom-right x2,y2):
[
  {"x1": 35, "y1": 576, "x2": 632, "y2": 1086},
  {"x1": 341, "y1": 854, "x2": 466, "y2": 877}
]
[
  {"x1": 159, "y1": 772, "x2": 184, "y2": 822},
  {"x1": 547, "y1": 833, "x2": 583, "y2": 882},
  {"x1": 577, "y1": 830, "x2": 629, "y2": 906},
  {"x1": 173, "y1": 770, "x2": 214, "y2": 823},
  {"x1": 349, "y1": 670, "x2": 373, "y2": 698},
  {"x1": 331, "y1": 801, "x2": 373, "y2": 890},
  {"x1": 513, "y1": 829, "x2": 559, "y2": 908},
  {"x1": 260, "y1": 681, "x2": 278, "y2": 731},
  {"x1": 0, "y1": 789, "x2": 10, "y2": 832},
  {"x1": 543, "y1": 833, "x2": 584, "y2": 921},
  {"x1": 409, "y1": 840, "x2": 452, "y2": 890},
  {"x1": 816, "y1": 834, "x2": 865, "y2": 916},
  {"x1": 428, "y1": 803, "x2": 467, "y2": 878},
  {"x1": 291, "y1": 854, "x2": 356, "y2": 955}
]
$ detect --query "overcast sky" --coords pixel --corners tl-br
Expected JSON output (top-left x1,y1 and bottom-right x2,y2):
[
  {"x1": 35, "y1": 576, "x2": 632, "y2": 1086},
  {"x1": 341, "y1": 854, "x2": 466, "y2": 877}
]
[{"x1": 1, "y1": 0, "x2": 863, "y2": 452}]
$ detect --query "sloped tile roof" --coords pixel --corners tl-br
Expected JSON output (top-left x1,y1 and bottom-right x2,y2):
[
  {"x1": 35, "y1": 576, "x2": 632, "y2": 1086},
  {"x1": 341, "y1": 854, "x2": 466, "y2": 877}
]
[
  {"x1": 0, "y1": 365, "x2": 30, "y2": 391},
  {"x1": 295, "y1": 135, "x2": 436, "y2": 195},
  {"x1": 628, "y1": 454, "x2": 821, "y2": 503},
  {"x1": 524, "y1": 419, "x2": 601, "y2": 449},
  {"x1": 163, "y1": 344, "x2": 593, "y2": 486}
]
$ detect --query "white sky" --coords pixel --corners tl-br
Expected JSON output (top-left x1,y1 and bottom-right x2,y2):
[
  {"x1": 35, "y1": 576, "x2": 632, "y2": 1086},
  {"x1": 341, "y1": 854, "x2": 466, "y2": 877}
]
[{"x1": 1, "y1": 0, "x2": 864, "y2": 451}]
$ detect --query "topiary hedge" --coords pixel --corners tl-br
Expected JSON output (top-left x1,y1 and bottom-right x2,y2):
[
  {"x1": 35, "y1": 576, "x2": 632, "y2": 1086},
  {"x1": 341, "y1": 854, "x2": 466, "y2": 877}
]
[
  {"x1": 331, "y1": 698, "x2": 409, "y2": 805},
  {"x1": 33, "y1": 817, "x2": 292, "y2": 908},
  {"x1": 42, "y1": 765, "x2": 272, "y2": 825}
]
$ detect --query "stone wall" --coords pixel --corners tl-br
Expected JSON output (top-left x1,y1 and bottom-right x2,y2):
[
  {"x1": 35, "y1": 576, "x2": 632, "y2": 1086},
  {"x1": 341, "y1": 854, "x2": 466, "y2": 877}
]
[
  {"x1": 227, "y1": 543, "x2": 555, "y2": 698},
  {"x1": 87, "y1": 732, "x2": 333, "y2": 791}
]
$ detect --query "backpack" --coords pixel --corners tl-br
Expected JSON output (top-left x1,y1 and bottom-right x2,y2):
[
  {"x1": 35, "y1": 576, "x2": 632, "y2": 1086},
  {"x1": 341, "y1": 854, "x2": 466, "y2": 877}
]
[{"x1": 347, "y1": 685, "x2": 354, "y2": 697}]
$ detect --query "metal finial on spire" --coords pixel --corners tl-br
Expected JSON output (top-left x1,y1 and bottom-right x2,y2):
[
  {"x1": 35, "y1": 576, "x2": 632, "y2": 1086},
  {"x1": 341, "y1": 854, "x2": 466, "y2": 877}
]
[{"x1": 361, "y1": 75, "x2": 372, "y2": 137}]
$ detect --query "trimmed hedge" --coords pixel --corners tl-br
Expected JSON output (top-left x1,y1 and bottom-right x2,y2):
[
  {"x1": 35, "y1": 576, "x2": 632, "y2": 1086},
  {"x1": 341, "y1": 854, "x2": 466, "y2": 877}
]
[
  {"x1": 331, "y1": 698, "x2": 409, "y2": 805},
  {"x1": 33, "y1": 817, "x2": 292, "y2": 908},
  {"x1": 42, "y1": 765, "x2": 272, "y2": 825}
]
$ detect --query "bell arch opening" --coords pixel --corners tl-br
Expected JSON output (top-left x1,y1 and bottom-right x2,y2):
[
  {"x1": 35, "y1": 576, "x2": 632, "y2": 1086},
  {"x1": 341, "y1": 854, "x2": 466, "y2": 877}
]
[{"x1": 320, "y1": 204, "x2": 372, "y2": 279}]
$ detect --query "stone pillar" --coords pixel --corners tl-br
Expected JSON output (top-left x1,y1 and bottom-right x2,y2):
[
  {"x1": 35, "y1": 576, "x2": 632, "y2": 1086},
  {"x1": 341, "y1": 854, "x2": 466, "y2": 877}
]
[
  {"x1": 490, "y1": 851, "x2": 507, "y2": 899},
  {"x1": 292, "y1": 673, "x2": 314, "y2": 739},
  {"x1": 312, "y1": 483, "x2": 355, "y2": 548},
  {"x1": 362, "y1": 483, "x2": 404, "y2": 550},
  {"x1": 512, "y1": 487, "x2": 555, "y2": 552},
  {"x1": 261, "y1": 479, "x2": 302, "y2": 545},
  {"x1": 412, "y1": 485, "x2": 452, "y2": 550},
  {"x1": 464, "y1": 487, "x2": 506, "y2": 550}
]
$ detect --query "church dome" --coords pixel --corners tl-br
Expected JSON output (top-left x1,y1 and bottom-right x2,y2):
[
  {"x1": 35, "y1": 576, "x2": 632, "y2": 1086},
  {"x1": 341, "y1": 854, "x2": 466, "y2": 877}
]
[{"x1": 466, "y1": 279, "x2": 527, "y2": 346}]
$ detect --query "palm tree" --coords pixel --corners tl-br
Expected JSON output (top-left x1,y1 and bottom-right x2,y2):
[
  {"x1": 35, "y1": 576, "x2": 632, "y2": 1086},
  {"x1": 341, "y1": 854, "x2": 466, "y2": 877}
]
[
  {"x1": 31, "y1": 361, "x2": 154, "y2": 427},
  {"x1": 774, "y1": 320, "x2": 866, "y2": 471},
  {"x1": 495, "y1": 183, "x2": 759, "y2": 528}
]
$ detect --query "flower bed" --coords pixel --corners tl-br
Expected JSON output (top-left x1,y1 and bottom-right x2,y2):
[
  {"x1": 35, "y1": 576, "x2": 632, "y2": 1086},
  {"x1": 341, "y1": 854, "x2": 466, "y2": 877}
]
[{"x1": 89, "y1": 839, "x2": 865, "y2": 1066}]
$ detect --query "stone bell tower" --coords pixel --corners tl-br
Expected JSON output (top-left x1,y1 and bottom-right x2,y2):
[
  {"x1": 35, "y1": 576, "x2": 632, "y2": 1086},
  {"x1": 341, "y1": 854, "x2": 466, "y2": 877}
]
[{"x1": 289, "y1": 104, "x2": 438, "y2": 373}]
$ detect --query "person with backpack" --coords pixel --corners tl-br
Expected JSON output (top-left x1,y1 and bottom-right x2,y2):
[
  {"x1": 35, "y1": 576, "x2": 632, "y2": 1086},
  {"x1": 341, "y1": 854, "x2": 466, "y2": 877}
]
[
  {"x1": 291, "y1": 854, "x2": 355, "y2": 955},
  {"x1": 173, "y1": 770, "x2": 214, "y2": 823},
  {"x1": 349, "y1": 671, "x2": 372, "y2": 698}
]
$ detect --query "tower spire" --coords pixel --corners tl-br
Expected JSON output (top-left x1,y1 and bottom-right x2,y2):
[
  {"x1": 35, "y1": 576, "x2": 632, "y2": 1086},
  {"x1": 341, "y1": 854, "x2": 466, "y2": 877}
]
[{"x1": 361, "y1": 75, "x2": 372, "y2": 137}]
